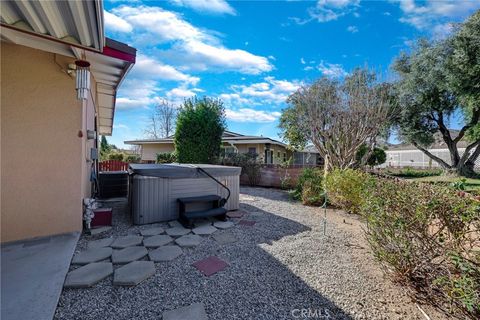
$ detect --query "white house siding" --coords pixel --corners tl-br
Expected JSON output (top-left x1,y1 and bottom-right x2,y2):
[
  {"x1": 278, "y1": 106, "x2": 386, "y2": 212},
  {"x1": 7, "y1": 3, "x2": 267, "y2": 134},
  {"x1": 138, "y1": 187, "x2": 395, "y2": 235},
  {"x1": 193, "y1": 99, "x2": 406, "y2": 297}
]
[{"x1": 381, "y1": 148, "x2": 479, "y2": 171}]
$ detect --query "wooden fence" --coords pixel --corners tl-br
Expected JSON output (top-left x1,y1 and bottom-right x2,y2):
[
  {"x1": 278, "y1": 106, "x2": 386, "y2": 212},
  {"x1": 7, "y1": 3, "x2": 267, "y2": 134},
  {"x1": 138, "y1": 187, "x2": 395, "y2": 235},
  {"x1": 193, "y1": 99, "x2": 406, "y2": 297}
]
[
  {"x1": 99, "y1": 160, "x2": 129, "y2": 172},
  {"x1": 240, "y1": 165, "x2": 311, "y2": 188}
]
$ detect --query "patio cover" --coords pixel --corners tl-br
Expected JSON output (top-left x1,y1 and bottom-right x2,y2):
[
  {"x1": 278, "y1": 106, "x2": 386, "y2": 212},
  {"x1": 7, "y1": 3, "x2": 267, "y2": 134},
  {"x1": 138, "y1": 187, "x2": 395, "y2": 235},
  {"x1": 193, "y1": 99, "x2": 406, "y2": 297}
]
[{"x1": 0, "y1": 0, "x2": 136, "y2": 135}]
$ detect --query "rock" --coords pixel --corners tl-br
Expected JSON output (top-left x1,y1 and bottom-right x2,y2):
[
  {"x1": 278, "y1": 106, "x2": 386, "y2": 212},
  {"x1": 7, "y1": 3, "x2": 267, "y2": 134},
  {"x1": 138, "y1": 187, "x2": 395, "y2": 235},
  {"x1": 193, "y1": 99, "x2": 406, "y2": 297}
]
[
  {"x1": 175, "y1": 235, "x2": 202, "y2": 247},
  {"x1": 149, "y1": 245, "x2": 183, "y2": 262},
  {"x1": 64, "y1": 263, "x2": 113, "y2": 288},
  {"x1": 143, "y1": 235, "x2": 173, "y2": 248},
  {"x1": 72, "y1": 247, "x2": 112, "y2": 265},
  {"x1": 111, "y1": 236, "x2": 143, "y2": 249},
  {"x1": 113, "y1": 261, "x2": 155, "y2": 286},
  {"x1": 111, "y1": 246, "x2": 148, "y2": 264},
  {"x1": 140, "y1": 227, "x2": 165, "y2": 236}
]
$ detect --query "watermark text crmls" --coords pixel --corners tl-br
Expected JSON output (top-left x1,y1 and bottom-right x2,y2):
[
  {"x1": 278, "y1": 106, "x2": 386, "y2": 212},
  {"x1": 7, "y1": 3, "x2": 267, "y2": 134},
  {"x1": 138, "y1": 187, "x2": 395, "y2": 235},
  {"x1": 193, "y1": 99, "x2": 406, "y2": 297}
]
[{"x1": 291, "y1": 308, "x2": 332, "y2": 319}]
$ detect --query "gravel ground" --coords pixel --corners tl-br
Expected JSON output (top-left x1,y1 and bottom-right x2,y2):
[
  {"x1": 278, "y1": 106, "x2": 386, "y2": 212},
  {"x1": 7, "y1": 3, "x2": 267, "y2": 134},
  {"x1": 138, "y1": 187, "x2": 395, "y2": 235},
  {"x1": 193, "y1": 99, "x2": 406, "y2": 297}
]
[{"x1": 55, "y1": 187, "x2": 447, "y2": 320}]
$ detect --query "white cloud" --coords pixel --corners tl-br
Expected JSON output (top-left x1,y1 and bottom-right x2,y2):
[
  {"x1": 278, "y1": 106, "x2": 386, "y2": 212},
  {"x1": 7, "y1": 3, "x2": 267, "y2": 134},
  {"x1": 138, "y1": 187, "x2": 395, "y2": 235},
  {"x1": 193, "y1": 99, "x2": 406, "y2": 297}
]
[
  {"x1": 292, "y1": 0, "x2": 360, "y2": 24},
  {"x1": 317, "y1": 61, "x2": 348, "y2": 78},
  {"x1": 113, "y1": 5, "x2": 208, "y2": 43},
  {"x1": 394, "y1": 0, "x2": 480, "y2": 36},
  {"x1": 112, "y1": 5, "x2": 273, "y2": 74},
  {"x1": 176, "y1": 40, "x2": 273, "y2": 74},
  {"x1": 347, "y1": 25, "x2": 358, "y2": 33},
  {"x1": 166, "y1": 87, "x2": 196, "y2": 100},
  {"x1": 169, "y1": 0, "x2": 236, "y2": 15},
  {"x1": 225, "y1": 108, "x2": 282, "y2": 123},
  {"x1": 304, "y1": 66, "x2": 314, "y2": 71},
  {"x1": 221, "y1": 77, "x2": 301, "y2": 105},
  {"x1": 300, "y1": 57, "x2": 306, "y2": 64},
  {"x1": 104, "y1": 11, "x2": 133, "y2": 32},
  {"x1": 131, "y1": 55, "x2": 200, "y2": 85}
]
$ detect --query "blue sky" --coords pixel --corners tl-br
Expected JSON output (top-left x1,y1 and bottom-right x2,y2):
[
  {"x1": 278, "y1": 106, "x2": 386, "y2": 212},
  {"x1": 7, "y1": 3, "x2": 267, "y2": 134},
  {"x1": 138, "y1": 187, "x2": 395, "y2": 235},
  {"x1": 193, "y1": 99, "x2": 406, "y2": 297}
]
[{"x1": 104, "y1": 0, "x2": 480, "y2": 148}]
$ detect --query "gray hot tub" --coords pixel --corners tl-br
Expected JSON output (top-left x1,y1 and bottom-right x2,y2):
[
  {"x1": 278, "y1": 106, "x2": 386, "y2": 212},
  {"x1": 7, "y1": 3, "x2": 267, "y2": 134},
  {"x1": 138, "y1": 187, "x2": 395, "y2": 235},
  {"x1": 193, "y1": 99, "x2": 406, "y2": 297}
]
[{"x1": 129, "y1": 164, "x2": 241, "y2": 225}]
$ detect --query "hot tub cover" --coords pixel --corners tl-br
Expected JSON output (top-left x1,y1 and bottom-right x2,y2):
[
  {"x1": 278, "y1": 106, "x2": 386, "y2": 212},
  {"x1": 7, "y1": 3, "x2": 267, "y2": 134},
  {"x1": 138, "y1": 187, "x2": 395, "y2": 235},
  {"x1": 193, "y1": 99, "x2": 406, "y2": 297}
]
[{"x1": 128, "y1": 163, "x2": 241, "y2": 178}]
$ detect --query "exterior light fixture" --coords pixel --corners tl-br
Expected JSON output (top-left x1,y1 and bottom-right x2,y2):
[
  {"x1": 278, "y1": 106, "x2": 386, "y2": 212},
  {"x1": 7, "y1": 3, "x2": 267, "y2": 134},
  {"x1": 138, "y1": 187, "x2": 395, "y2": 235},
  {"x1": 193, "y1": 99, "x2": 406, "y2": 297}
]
[{"x1": 75, "y1": 60, "x2": 91, "y2": 100}]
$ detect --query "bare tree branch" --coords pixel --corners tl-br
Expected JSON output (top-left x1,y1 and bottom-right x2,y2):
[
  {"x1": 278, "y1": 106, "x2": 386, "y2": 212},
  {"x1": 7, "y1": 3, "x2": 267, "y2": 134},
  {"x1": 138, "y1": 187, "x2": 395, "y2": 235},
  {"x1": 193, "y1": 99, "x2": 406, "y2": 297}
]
[{"x1": 144, "y1": 100, "x2": 178, "y2": 139}]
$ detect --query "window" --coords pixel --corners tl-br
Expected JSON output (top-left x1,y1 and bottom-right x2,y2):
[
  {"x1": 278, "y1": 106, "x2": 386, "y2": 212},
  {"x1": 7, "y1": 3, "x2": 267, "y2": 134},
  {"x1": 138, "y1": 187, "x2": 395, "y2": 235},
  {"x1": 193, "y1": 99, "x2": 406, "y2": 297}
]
[
  {"x1": 277, "y1": 152, "x2": 280, "y2": 158},
  {"x1": 248, "y1": 147, "x2": 256, "y2": 154}
]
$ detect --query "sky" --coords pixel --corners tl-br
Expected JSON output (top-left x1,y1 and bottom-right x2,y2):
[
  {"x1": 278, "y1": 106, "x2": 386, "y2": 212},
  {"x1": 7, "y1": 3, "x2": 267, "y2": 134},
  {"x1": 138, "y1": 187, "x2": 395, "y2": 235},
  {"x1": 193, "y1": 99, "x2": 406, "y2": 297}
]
[{"x1": 103, "y1": 0, "x2": 480, "y2": 149}]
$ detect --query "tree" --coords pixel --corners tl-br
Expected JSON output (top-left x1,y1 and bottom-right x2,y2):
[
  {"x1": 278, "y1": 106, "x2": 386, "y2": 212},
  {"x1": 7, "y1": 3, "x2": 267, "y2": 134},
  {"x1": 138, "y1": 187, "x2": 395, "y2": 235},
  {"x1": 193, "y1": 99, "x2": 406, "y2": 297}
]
[
  {"x1": 100, "y1": 135, "x2": 112, "y2": 160},
  {"x1": 356, "y1": 144, "x2": 387, "y2": 167},
  {"x1": 144, "y1": 100, "x2": 177, "y2": 139},
  {"x1": 279, "y1": 68, "x2": 395, "y2": 174},
  {"x1": 174, "y1": 97, "x2": 226, "y2": 163},
  {"x1": 392, "y1": 11, "x2": 480, "y2": 177}
]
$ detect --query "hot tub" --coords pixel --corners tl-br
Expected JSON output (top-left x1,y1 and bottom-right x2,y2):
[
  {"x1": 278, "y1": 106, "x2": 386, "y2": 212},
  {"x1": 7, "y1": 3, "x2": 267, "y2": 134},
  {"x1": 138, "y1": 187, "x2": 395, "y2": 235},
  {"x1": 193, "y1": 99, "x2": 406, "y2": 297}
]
[{"x1": 129, "y1": 164, "x2": 241, "y2": 225}]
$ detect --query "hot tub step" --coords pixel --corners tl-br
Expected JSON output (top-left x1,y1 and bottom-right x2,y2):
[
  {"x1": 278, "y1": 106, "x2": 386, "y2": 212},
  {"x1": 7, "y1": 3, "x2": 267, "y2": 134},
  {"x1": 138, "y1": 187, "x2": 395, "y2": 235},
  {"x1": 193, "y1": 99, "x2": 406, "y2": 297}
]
[
  {"x1": 177, "y1": 195, "x2": 221, "y2": 204},
  {"x1": 184, "y1": 207, "x2": 227, "y2": 220}
]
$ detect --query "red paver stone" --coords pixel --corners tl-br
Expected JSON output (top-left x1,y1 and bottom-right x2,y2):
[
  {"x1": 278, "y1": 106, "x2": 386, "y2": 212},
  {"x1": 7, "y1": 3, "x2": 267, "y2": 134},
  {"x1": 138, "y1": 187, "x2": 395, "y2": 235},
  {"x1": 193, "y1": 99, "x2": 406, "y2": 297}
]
[
  {"x1": 227, "y1": 210, "x2": 246, "y2": 218},
  {"x1": 192, "y1": 256, "x2": 229, "y2": 276},
  {"x1": 238, "y1": 220, "x2": 256, "y2": 226}
]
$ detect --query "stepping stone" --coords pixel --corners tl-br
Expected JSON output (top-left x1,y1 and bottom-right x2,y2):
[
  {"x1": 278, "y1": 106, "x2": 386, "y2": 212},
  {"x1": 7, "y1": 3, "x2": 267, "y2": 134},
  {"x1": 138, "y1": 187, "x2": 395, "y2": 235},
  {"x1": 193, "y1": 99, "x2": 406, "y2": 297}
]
[
  {"x1": 140, "y1": 227, "x2": 164, "y2": 236},
  {"x1": 192, "y1": 225, "x2": 217, "y2": 235},
  {"x1": 213, "y1": 221, "x2": 234, "y2": 229},
  {"x1": 166, "y1": 226, "x2": 191, "y2": 237},
  {"x1": 143, "y1": 235, "x2": 173, "y2": 248},
  {"x1": 149, "y1": 245, "x2": 183, "y2": 262},
  {"x1": 238, "y1": 220, "x2": 256, "y2": 227},
  {"x1": 175, "y1": 234, "x2": 202, "y2": 247},
  {"x1": 163, "y1": 303, "x2": 207, "y2": 320},
  {"x1": 112, "y1": 246, "x2": 148, "y2": 264},
  {"x1": 113, "y1": 261, "x2": 155, "y2": 286},
  {"x1": 90, "y1": 226, "x2": 112, "y2": 235},
  {"x1": 212, "y1": 232, "x2": 237, "y2": 245},
  {"x1": 64, "y1": 262, "x2": 113, "y2": 288},
  {"x1": 88, "y1": 237, "x2": 114, "y2": 249},
  {"x1": 192, "y1": 256, "x2": 228, "y2": 276},
  {"x1": 193, "y1": 219, "x2": 211, "y2": 228},
  {"x1": 111, "y1": 236, "x2": 143, "y2": 249},
  {"x1": 168, "y1": 220, "x2": 182, "y2": 228},
  {"x1": 227, "y1": 211, "x2": 246, "y2": 218},
  {"x1": 72, "y1": 247, "x2": 112, "y2": 265}
]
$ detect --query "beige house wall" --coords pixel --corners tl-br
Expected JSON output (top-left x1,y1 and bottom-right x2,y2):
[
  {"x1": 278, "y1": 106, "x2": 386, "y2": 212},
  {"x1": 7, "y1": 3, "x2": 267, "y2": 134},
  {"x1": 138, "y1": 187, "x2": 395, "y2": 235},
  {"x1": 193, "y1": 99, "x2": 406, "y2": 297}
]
[
  {"x1": 141, "y1": 143, "x2": 175, "y2": 161},
  {"x1": 1, "y1": 43, "x2": 95, "y2": 242},
  {"x1": 137, "y1": 141, "x2": 290, "y2": 165}
]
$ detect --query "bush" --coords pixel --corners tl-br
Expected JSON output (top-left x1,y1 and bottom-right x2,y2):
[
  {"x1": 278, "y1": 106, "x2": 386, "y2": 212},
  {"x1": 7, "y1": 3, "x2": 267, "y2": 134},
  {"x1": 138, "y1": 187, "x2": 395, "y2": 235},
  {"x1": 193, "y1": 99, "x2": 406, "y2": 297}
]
[
  {"x1": 362, "y1": 179, "x2": 480, "y2": 318},
  {"x1": 156, "y1": 152, "x2": 177, "y2": 164},
  {"x1": 124, "y1": 154, "x2": 141, "y2": 163},
  {"x1": 107, "y1": 152, "x2": 125, "y2": 161},
  {"x1": 386, "y1": 167, "x2": 443, "y2": 178},
  {"x1": 223, "y1": 153, "x2": 262, "y2": 186},
  {"x1": 292, "y1": 168, "x2": 324, "y2": 205},
  {"x1": 356, "y1": 144, "x2": 387, "y2": 167},
  {"x1": 174, "y1": 97, "x2": 226, "y2": 164},
  {"x1": 325, "y1": 169, "x2": 374, "y2": 214}
]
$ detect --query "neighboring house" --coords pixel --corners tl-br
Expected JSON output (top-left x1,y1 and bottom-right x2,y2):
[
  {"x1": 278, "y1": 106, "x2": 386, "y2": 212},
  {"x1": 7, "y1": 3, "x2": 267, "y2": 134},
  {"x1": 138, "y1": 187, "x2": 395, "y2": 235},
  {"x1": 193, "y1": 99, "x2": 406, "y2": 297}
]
[
  {"x1": 1, "y1": 1, "x2": 136, "y2": 243},
  {"x1": 125, "y1": 130, "x2": 321, "y2": 165},
  {"x1": 379, "y1": 131, "x2": 479, "y2": 170}
]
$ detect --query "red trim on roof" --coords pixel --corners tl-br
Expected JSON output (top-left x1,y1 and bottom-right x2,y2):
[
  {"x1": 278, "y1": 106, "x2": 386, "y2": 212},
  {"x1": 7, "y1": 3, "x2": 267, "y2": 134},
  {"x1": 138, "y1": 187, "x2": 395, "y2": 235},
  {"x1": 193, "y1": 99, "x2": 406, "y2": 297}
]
[{"x1": 102, "y1": 45, "x2": 136, "y2": 63}]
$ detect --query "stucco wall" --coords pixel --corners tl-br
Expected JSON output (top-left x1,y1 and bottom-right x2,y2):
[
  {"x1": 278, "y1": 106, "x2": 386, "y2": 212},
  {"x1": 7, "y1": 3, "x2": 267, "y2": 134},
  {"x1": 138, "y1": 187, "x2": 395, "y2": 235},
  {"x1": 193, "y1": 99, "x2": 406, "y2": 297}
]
[
  {"x1": 141, "y1": 143, "x2": 175, "y2": 161},
  {"x1": 1, "y1": 43, "x2": 87, "y2": 242}
]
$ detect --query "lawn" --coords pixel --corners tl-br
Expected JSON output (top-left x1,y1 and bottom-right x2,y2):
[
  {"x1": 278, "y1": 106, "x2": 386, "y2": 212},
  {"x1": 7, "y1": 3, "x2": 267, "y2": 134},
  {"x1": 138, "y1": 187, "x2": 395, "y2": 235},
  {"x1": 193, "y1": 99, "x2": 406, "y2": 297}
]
[{"x1": 409, "y1": 175, "x2": 480, "y2": 192}]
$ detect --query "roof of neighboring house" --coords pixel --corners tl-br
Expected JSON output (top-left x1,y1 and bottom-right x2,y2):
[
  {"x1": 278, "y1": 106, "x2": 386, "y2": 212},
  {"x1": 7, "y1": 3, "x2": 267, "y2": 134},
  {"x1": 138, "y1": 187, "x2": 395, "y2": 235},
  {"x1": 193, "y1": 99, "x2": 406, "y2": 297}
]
[
  {"x1": 0, "y1": 0, "x2": 136, "y2": 136},
  {"x1": 387, "y1": 130, "x2": 471, "y2": 151},
  {"x1": 125, "y1": 130, "x2": 288, "y2": 147}
]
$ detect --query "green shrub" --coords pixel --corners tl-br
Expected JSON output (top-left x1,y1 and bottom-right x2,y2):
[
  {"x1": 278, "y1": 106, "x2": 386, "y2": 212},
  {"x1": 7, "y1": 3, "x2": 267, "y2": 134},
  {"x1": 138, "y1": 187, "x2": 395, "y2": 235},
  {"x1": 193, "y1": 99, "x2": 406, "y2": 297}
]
[
  {"x1": 156, "y1": 152, "x2": 177, "y2": 164},
  {"x1": 107, "y1": 152, "x2": 125, "y2": 161},
  {"x1": 293, "y1": 168, "x2": 324, "y2": 205},
  {"x1": 356, "y1": 144, "x2": 387, "y2": 167},
  {"x1": 124, "y1": 154, "x2": 141, "y2": 163},
  {"x1": 386, "y1": 167, "x2": 443, "y2": 178},
  {"x1": 174, "y1": 97, "x2": 226, "y2": 164},
  {"x1": 324, "y1": 169, "x2": 374, "y2": 214},
  {"x1": 362, "y1": 179, "x2": 480, "y2": 318},
  {"x1": 223, "y1": 153, "x2": 262, "y2": 186}
]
